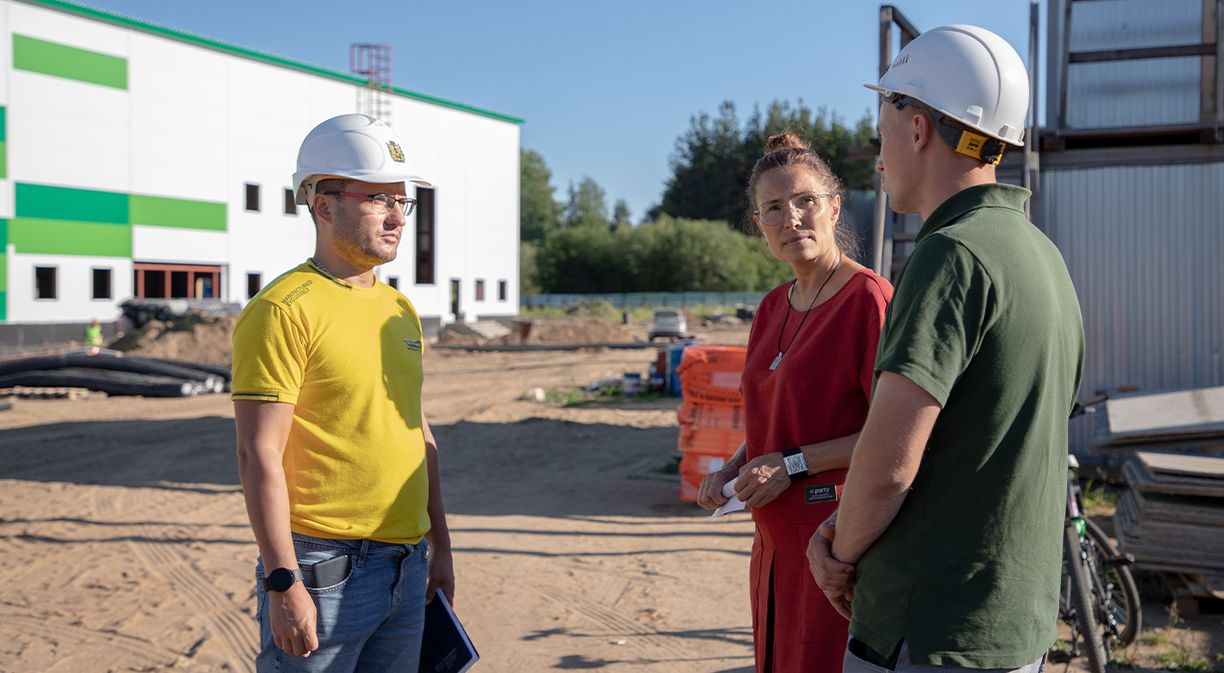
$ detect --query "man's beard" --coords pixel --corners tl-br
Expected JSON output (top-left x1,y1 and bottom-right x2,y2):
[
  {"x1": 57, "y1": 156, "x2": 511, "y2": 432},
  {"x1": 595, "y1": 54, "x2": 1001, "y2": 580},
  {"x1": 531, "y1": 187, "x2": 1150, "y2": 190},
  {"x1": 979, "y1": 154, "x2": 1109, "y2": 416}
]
[{"x1": 334, "y1": 216, "x2": 399, "y2": 268}]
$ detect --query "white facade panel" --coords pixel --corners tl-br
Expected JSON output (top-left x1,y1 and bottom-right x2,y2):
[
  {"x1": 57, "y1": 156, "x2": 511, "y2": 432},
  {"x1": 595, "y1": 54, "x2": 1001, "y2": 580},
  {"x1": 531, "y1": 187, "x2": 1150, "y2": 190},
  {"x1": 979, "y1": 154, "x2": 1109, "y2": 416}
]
[
  {"x1": 7, "y1": 252, "x2": 129, "y2": 322},
  {"x1": 132, "y1": 225, "x2": 228, "y2": 264},
  {"x1": 10, "y1": 71, "x2": 130, "y2": 190},
  {"x1": 128, "y1": 35, "x2": 229, "y2": 201}
]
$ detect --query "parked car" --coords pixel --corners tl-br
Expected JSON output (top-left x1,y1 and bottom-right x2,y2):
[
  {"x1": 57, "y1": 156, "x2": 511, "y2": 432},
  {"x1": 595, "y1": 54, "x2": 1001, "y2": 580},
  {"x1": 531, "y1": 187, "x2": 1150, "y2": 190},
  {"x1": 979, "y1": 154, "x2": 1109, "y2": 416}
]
[{"x1": 648, "y1": 308, "x2": 688, "y2": 341}]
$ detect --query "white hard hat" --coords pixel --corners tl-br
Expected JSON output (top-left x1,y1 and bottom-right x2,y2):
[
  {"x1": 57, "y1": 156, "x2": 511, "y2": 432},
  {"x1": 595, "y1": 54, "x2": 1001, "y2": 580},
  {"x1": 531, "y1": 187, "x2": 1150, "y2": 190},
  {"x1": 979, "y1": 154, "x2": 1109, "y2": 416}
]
[
  {"x1": 292, "y1": 113, "x2": 431, "y2": 205},
  {"x1": 866, "y1": 24, "x2": 1029, "y2": 151}
]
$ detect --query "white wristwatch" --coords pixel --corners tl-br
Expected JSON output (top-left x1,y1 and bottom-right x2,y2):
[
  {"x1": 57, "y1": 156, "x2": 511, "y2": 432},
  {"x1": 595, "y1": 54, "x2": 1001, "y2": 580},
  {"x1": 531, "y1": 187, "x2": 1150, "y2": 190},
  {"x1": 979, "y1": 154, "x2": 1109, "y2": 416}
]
[{"x1": 782, "y1": 447, "x2": 808, "y2": 478}]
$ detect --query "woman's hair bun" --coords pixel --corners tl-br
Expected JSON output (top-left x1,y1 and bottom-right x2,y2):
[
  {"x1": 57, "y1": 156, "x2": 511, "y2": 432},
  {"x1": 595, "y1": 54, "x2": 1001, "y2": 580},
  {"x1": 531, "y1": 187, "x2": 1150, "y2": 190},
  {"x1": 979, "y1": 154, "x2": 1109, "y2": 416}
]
[{"x1": 764, "y1": 132, "x2": 810, "y2": 154}]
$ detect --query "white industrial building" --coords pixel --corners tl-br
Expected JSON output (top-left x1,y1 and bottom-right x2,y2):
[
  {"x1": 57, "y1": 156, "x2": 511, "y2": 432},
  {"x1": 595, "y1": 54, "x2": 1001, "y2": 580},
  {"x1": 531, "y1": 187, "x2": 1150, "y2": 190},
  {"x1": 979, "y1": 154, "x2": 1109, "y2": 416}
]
[{"x1": 0, "y1": 0, "x2": 522, "y2": 333}]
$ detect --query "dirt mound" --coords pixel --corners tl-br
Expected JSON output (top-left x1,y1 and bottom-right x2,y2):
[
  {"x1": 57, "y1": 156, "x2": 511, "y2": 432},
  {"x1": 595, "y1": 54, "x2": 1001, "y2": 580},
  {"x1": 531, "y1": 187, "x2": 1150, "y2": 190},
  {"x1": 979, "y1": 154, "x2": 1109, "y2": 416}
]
[
  {"x1": 522, "y1": 317, "x2": 633, "y2": 344},
  {"x1": 109, "y1": 316, "x2": 235, "y2": 366},
  {"x1": 436, "y1": 317, "x2": 635, "y2": 347}
]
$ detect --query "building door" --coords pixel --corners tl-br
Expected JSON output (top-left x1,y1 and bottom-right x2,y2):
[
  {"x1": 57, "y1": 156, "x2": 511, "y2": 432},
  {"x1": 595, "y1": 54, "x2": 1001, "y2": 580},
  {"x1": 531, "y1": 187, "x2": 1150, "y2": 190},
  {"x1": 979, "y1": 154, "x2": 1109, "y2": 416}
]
[{"x1": 133, "y1": 262, "x2": 222, "y2": 299}]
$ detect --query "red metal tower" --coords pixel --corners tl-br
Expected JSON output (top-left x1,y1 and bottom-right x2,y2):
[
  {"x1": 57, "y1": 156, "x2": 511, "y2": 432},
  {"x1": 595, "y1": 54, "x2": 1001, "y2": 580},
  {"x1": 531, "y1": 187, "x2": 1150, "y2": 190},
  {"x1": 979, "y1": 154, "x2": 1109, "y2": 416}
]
[{"x1": 350, "y1": 44, "x2": 392, "y2": 123}]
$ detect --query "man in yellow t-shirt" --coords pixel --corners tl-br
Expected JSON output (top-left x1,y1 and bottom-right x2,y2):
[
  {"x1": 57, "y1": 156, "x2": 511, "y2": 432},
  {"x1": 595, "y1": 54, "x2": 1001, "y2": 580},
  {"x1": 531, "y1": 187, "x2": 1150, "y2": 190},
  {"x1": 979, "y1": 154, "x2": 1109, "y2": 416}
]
[{"x1": 232, "y1": 114, "x2": 450, "y2": 673}]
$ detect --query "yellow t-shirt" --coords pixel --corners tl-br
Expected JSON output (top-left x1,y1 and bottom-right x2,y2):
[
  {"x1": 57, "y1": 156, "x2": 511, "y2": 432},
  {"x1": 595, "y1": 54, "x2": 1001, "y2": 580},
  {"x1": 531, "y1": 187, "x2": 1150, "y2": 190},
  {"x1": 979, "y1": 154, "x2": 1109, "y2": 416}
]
[{"x1": 231, "y1": 260, "x2": 429, "y2": 543}]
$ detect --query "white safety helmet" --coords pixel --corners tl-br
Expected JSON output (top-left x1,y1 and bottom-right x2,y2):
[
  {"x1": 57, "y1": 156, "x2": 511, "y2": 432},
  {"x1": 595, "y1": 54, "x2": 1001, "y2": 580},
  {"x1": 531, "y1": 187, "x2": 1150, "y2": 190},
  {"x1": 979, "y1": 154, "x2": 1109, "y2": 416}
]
[
  {"x1": 866, "y1": 24, "x2": 1029, "y2": 162},
  {"x1": 292, "y1": 113, "x2": 431, "y2": 206}
]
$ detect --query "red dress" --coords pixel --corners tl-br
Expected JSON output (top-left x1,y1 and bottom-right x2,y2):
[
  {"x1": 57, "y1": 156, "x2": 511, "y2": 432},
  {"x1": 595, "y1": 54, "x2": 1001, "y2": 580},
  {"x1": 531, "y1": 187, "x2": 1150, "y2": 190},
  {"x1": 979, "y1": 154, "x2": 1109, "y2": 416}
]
[{"x1": 741, "y1": 268, "x2": 892, "y2": 672}]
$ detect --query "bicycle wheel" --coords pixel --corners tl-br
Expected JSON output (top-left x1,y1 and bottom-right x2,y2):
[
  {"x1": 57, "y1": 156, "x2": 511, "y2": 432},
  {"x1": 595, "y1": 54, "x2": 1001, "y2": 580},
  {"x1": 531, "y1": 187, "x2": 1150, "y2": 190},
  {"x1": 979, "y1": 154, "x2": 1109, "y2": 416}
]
[
  {"x1": 1085, "y1": 517, "x2": 1142, "y2": 647},
  {"x1": 1065, "y1": 526, "x2": 1108, "y2": 673}
]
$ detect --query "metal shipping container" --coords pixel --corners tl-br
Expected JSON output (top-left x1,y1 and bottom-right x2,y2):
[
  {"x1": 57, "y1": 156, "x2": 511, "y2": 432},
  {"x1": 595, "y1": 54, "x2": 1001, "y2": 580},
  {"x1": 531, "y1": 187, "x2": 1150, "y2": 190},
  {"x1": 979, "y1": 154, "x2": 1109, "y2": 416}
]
[
  {"x1": 1039, "y1": 163, "x2": 1224, "y2": 450},
  {"x1": 1048, "y1": 0, "x2": 1204, "y2": 129}
]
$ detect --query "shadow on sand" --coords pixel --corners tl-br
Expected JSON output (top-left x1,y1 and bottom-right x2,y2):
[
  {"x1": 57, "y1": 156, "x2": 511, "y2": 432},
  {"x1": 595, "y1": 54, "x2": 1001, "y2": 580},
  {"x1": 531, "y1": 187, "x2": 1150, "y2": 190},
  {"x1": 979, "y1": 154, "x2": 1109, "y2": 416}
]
[{"x1": 0, "y1": 415, "x2": 705, "y2": 519}]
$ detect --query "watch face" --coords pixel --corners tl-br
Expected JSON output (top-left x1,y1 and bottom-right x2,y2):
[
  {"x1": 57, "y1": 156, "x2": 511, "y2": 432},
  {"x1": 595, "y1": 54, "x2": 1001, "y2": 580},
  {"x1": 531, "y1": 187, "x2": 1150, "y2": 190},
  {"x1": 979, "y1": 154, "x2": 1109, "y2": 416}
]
[
  {"x1": 784, "y1": 453, "x2": 806, "y2": 476},
  {"x1": 268, "y1": 568, "x2": 296, "y2": 592}
]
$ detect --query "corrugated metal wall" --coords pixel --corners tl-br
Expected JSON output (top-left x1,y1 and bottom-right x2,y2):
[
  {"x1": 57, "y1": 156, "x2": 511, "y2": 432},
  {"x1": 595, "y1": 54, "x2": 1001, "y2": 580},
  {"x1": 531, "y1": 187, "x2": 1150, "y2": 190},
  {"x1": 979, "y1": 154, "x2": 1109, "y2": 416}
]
[
  {"x1": 1050, "y1": 0, "x2": 1204, "y2": 128},
  {"x1": 1040, "y1": 163, "x2": 1224, "y2": 449}
]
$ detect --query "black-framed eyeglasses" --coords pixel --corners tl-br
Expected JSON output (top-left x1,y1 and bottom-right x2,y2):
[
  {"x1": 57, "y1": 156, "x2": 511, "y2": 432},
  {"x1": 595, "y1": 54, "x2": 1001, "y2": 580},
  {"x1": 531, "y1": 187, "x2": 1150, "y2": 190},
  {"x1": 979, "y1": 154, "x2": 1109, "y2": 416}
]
[{"x1": 322, "y1": 191, "x2": 417, "y2": 217}]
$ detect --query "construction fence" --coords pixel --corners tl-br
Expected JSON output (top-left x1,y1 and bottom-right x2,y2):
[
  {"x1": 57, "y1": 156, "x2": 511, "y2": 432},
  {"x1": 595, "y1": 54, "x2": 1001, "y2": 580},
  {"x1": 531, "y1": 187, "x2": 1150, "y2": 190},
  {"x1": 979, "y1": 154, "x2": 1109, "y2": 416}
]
[{"x1": 521, "y1": 291, "x2": 768, "y2": 311}]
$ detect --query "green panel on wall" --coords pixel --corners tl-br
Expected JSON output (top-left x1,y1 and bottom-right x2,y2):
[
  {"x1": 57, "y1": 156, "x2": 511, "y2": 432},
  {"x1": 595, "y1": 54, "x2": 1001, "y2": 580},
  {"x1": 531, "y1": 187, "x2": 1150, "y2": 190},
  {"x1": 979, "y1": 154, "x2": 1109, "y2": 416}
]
[
  {"x1": 0, "y1": 218, "x2": 6, "y2": 293},
  {"x1": 0, "y1": 291, "x2": 7, "y2": 322},
  {"x1": 16, "y1": 183, "x2": 129, "y2": 224},
  {"x1": 0, "y1": 106, "x2": 7, "y2": 141},
  {"x1": 130, "y1": 194, "x2": 226, "y2": 231},
  {"x1": 9, "y1": 217, "x2": 131, "y2": 257},
  {"x1": 12, "y1": 34, "x2": 127, "y2": 90}
]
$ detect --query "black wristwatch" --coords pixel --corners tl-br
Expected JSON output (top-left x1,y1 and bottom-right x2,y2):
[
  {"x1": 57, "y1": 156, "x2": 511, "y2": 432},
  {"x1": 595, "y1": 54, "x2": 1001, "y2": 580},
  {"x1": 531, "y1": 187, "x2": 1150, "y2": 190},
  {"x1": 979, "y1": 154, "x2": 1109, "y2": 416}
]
[
  {"x1": 782, "y1": 447, "x2": 809, "y2": 478},
  {"x1": 264, "y1": 567, "x2": 304, "y2": 592}
]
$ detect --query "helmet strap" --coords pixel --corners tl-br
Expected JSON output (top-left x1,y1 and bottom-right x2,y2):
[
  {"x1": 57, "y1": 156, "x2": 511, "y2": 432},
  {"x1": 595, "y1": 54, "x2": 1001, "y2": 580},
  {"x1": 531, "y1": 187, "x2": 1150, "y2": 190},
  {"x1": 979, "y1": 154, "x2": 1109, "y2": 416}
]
[{"x1": 892, "y1": 95, "x2": 1005, "y2": 165}]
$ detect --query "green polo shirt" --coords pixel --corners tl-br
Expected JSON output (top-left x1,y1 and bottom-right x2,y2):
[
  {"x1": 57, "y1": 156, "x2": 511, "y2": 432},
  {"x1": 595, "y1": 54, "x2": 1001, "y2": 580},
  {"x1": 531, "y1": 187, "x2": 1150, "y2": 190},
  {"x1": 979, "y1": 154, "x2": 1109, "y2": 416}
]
[{"x1": 850, "y1": 184, "x2": 1085, "y2": 667}]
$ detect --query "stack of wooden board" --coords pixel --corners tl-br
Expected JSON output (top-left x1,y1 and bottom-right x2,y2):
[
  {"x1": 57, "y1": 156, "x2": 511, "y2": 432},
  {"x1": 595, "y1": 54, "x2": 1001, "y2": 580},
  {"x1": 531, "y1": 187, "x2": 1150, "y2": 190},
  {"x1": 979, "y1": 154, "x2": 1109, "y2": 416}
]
[
  {"x1": 1094, "y1": 386, "x2": 1224, "y2": 452},
  {"x1": 1117, "y1": 451, "x2": 1224, "y2": 599}
]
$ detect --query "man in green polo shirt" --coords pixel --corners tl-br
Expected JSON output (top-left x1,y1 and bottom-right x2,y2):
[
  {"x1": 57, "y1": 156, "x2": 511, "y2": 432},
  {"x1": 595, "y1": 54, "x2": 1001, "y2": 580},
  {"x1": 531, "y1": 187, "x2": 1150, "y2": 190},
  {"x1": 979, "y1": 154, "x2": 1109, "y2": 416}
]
[{"x1": 806, "y1": 25, "x2": 1084, "y2": 672}]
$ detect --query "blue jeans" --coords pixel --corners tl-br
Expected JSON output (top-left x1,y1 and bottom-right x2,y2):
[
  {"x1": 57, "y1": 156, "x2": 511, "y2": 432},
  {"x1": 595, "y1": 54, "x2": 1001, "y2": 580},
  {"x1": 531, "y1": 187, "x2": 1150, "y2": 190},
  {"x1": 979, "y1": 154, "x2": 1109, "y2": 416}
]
[{"x1": 255, "y1": 533, "x2": 429, "y2": 673}]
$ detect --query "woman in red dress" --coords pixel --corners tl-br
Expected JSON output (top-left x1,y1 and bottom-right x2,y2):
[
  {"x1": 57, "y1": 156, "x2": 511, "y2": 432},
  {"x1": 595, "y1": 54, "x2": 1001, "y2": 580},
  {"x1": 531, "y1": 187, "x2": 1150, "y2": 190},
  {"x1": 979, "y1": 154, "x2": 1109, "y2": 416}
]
[{"x1": 697, "y1": 133, "x2": 892, "y2": 672}]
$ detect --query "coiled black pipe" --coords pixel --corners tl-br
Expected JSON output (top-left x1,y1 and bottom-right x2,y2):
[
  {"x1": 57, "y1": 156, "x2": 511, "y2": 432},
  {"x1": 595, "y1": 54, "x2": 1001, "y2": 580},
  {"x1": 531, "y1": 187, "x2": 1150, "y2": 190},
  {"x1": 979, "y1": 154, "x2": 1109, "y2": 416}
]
[
  {"x1": 0, "y1": 354, "x2": 222, "y2": 392},
  {"x1": 0, "y1": 368, "x2": 199, "y2": 397}
]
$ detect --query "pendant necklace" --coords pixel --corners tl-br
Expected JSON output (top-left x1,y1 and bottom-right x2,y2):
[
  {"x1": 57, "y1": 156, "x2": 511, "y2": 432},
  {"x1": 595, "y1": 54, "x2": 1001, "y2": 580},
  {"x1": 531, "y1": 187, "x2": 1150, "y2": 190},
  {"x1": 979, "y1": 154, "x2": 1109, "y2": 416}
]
[{"x1": 770, "y1": 256, "x2": 842, "y2": 371}]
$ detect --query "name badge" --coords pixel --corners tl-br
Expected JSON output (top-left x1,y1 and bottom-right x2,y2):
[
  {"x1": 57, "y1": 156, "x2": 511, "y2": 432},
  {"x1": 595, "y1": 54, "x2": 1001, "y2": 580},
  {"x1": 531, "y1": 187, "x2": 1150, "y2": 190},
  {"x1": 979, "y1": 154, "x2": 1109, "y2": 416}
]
[{"x1": 804, "y1": 483, "x2": 839, "y2": 504}]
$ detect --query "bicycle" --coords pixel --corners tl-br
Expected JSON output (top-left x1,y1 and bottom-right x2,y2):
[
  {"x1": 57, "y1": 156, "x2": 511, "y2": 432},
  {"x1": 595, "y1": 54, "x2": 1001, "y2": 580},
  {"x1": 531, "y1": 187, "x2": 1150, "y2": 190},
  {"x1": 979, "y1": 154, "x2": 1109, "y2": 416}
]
[{"x1": 1052, "y1": 444, "x2": 1142, "y2": 673}]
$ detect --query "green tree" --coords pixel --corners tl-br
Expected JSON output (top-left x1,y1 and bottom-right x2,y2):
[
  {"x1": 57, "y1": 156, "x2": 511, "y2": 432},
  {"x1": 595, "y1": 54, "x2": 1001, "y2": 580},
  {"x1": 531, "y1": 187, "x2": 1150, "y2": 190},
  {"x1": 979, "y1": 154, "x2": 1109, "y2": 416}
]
[
  {"x1": 534, "y1": 225, "x2": 621, "y2": 293},
  {"x1": 532, "y1": 213, "x2": 796, "y2": 293},
  {"x1": 520, "y1": 148, "x2": 559, "y2": 242},
  {"x1": 612, "y1": 199, "x2": 632, "y2": 230},
  {"x1": 519, "y1": 241, "x2": 541, "y2": 295},
  {"x1": 659, "y1": 100, "x2": 876, "y2": 228},
  {"x1": 562, "y1": 177, "x2": 609, "y2": 229}
]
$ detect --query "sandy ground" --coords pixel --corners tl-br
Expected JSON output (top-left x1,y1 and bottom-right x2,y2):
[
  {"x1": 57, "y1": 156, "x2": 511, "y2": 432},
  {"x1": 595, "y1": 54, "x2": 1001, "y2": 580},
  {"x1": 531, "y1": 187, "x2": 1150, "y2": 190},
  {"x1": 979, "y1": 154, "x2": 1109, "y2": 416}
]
[{"x1": 0, "y1": 333, "x2": 1220, "y2": 672}]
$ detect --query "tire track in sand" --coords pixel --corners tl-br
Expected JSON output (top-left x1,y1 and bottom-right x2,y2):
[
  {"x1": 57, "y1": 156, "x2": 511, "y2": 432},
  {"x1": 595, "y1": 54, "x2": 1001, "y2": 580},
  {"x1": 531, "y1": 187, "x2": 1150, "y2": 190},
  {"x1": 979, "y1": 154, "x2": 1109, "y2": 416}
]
[
  {"x1": 6, "y1": 611, "x2": 178, "y2": 668},
  {"x1": 123, "y1": 485, "x2": 258, "y2": 673},
  {"x1": 533, "y1": 583, "x2": 692, "y2": 658}
]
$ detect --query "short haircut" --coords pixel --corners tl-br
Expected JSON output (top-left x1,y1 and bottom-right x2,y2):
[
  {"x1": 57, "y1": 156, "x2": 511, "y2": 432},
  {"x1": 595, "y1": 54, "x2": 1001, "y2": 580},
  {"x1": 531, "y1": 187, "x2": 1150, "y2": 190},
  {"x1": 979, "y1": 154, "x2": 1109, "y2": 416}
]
[{"x1": 306, "y1": 177, "x2": 351, "y2": 226}]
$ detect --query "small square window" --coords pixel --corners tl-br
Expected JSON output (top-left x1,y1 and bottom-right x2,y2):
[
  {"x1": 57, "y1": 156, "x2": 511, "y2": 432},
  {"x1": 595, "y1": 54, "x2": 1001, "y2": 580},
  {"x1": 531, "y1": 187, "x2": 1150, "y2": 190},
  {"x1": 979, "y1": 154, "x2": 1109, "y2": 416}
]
[
  {"x1": 92, "y1": 268, "x2": 113, "y2": 299},
  {"x1": 475, "y1": 279, "x2": 486, "y2": 301},
  {"x1": 388, "y1": 276, "x2": 399, "y2": 290},
  {"x1": 35, "y1": 266, "x2": 57, "y2": 299},
  {"x1": 498, "y1": 280, "x2": 507, "y2": 302},
  {"x1": 245, "y1": 183, "x2": 260, "y2": 212},
  {"x1": 247, "y1": 272, "x2": 262, "y2": 299},
  {"x1": 284, "y1": 188, "x2": 297, "y2": 215}
]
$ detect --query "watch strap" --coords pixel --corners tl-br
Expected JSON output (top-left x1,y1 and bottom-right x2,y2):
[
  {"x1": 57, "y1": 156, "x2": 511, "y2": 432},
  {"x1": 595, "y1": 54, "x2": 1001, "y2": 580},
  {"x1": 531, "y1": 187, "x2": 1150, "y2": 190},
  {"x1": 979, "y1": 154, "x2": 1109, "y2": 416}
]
[{"x1": 782, "y1": 447, "x2": 808, "y2": 478}]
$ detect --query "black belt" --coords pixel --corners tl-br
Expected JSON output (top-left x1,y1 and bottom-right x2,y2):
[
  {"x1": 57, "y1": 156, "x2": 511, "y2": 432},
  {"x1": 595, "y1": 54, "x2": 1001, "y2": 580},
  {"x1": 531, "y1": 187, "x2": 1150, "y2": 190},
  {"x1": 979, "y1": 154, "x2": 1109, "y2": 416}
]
[{"x1": 848, "y1": 637, "x2": 900, "y2": 669}]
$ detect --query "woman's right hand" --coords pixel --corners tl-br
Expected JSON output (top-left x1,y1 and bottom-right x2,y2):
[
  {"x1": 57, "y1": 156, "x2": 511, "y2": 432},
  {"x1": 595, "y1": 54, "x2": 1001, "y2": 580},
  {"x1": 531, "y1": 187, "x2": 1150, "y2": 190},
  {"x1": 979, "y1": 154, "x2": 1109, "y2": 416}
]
[{"x1": 696, "y1": 469, "x2": 732, "y2": 510}]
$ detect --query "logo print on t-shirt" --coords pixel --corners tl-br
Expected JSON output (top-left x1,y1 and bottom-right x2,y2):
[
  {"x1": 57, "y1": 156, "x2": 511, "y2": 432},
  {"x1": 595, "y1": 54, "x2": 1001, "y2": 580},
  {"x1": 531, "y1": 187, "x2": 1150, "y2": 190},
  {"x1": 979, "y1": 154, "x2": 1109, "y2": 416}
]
[
  {"x1": 280, "y1": 280, "x2": 313, "y2": 307},
  {"x1": 804, "y1": 484, "x2": 838, "y2": 504},
  {"x1": 403, "y1": 338, "x2": 422, "y2": 352}
]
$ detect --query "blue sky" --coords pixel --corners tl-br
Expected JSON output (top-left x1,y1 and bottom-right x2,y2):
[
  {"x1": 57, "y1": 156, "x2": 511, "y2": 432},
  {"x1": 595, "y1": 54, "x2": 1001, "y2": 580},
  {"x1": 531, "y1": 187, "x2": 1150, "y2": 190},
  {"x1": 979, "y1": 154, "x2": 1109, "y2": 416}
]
[{"x1": 79, "y1": 0, "x2": 1046, "y2": 222}]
